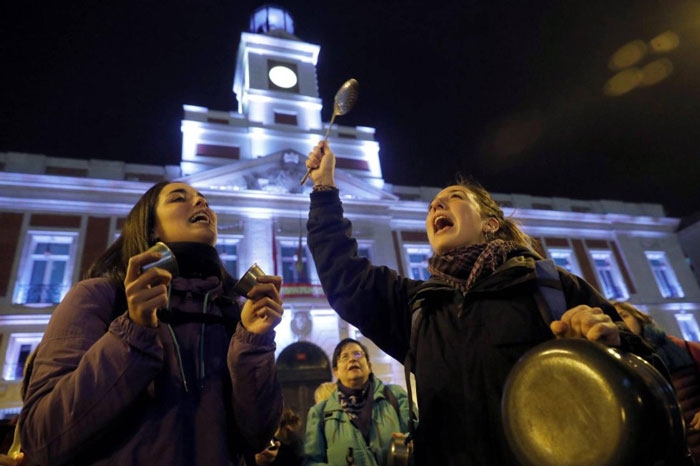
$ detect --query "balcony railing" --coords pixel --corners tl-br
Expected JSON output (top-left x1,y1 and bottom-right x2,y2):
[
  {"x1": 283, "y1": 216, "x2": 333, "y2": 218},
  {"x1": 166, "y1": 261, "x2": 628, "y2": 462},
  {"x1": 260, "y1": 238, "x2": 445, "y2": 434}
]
[{"x1": 14, "y1": 283, "x2": 68, "y2": 305}]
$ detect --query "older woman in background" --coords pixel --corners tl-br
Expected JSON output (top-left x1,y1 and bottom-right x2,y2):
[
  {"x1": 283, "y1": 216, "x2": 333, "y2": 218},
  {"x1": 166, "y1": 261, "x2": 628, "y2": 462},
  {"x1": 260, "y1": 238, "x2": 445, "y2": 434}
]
[{"x1": 304, "y1": 338, "x2": 415, "y2": 466}]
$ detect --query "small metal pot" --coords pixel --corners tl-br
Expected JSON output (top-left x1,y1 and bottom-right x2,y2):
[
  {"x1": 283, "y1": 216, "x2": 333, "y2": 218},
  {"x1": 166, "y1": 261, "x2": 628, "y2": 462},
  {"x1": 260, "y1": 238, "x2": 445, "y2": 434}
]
[
  {"x1": 502, "y1": 338, "x2": 686, "y2": 466},
  {"x1": 233, "y1": 263, "x2": 266, "y2": 297},
  {"x1": 387, "y1": 436, "x2": 413, "y2": 466},
  {"x1": 141, "y1": 242, "x2": 179, "y2": 275}
]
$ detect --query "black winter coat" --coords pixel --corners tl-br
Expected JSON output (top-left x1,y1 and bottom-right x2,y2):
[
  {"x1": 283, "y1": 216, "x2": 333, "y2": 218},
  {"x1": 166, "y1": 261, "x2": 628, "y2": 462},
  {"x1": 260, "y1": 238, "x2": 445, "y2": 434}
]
[{"x1": 307, "y1": 189, "x2": 654, "y2": 466}]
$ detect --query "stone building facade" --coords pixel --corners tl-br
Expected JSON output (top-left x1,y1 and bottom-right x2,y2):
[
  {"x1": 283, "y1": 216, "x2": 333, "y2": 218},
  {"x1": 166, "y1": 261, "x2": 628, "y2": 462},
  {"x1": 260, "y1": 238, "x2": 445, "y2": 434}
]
[{"x1": 1, "y1": 5, "x2": 698, "y2": 419}]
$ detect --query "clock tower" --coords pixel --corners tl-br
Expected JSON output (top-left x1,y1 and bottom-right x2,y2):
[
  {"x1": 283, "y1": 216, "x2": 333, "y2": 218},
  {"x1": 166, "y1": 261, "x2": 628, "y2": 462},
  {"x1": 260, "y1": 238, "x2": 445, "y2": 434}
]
[
  {"x1": 233, "y1": 5, "x2": 322, "y2": 131},
  {"x1": 181, "y1": 4, "x2": 382, "y2": 188}
]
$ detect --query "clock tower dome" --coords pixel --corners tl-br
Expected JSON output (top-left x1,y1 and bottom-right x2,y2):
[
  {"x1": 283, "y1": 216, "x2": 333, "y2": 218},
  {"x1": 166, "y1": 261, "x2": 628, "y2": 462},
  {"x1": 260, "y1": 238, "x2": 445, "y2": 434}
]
[{"x1": 233, "y1": 5, "x2": 322, "y2": 130}]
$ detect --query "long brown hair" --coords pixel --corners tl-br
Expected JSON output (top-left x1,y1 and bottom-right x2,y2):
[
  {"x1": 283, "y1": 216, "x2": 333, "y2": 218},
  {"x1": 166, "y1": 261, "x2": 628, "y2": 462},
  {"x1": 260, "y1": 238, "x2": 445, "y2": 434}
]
[
  {"x1": 86, "y1": 181, "x2": 171, "y2": 284},
  {"x1": 455, "y1": 177, "x2": 534, "y2": 249},
  {"x1": 611, "y1": 301, "x2": 653, "y2": 327}
]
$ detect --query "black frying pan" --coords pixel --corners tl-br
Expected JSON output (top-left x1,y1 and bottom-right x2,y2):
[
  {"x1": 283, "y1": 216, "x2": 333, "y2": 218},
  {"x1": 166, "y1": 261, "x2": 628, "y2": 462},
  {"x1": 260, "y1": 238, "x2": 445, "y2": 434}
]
[{"x1": 502, "y1": 338, "x2": 687, "y2": 466}]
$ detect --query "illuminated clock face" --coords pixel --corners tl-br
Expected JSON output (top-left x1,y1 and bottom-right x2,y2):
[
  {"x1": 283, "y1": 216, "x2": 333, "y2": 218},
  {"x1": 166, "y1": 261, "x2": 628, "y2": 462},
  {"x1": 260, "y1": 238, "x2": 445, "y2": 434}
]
[{"x1": 268, "y1": 65, "x2": 298, "y2": 89}]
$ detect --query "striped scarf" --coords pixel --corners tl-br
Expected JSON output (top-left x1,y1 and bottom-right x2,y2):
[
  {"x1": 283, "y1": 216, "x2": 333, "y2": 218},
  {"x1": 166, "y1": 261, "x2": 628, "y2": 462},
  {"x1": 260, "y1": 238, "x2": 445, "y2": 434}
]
[{"x1": 428, "y1": 240, "x2": 519, "y2": 293}]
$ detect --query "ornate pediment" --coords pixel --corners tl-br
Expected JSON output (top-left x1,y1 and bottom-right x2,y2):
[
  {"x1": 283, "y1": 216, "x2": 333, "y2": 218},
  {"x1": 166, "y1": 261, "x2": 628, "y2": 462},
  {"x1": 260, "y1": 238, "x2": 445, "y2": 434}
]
[{"x1": 178, "y1": 149, "x2": 396, "y2": 201}]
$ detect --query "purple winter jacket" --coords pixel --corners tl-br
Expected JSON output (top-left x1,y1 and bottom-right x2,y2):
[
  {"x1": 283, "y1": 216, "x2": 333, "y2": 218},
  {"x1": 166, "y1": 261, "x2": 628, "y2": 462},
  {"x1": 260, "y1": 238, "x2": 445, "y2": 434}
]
[{"x1": 18, "y1": 275, "x2": 282, "y2": 465}]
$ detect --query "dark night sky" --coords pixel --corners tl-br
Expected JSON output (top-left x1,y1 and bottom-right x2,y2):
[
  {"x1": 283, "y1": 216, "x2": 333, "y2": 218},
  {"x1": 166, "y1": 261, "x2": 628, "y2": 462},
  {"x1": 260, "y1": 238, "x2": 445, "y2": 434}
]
[{"x1": 3, "y1": 1, "x2": 700, "y2": 218}]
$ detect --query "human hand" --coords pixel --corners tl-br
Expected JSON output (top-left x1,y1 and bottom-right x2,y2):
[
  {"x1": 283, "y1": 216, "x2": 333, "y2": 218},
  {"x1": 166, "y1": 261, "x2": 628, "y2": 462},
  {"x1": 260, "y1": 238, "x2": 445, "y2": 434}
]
[
  {"x1": 124, "y1": 250, "x2": 173, "y2": 327},
  {"x1": 0, "y1": 452, "x2": 25, "y2": 466},
  {"x1": 241, "y1": 275, "x2": 283, "y2": 334},
  {"x1": 392, "y1": 432, "x2": 411, "y2": 445},
  {"x1": 690, "y1": 411, "x2": 700, "y2": 431},
  {"x1": 254, "y1": 439, "x2": 281, "y2": 465},
  {"x1": 306, "y1": 140, "x2": 336, "y2": 187},
  {"x1": 550, "y1": 305, "x2": 621, "y2": 347}
]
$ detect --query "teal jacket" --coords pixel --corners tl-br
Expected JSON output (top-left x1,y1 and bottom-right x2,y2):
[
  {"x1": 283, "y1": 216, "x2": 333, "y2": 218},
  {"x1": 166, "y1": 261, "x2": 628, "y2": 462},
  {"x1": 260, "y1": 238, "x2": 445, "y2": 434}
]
[{"x1": 303, "y1": 377, "x2": 415, "y2": 466}]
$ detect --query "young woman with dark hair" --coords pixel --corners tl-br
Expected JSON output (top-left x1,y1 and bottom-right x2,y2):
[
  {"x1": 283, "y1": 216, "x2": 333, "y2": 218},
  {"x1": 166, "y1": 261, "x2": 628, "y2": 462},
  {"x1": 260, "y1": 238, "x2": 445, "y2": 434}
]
[{"x1": 19, "y1": 181, "x2": 284, "y2": 466}]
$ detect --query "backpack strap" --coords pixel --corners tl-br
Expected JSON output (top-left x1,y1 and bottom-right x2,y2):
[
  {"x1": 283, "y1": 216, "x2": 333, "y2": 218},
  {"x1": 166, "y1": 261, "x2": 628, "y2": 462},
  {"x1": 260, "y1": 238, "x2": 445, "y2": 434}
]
[
  {"x1": 382, "y1": 384, "x2": 400, "y2": 416},
  {"x1": 533, "y1": 259, "x2": 568, "y2": 323}
]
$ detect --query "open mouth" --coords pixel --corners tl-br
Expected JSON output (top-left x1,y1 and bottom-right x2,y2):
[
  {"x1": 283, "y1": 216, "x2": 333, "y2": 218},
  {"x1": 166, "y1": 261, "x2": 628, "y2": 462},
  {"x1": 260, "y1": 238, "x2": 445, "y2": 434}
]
[
  {"x1": 433, "y1": 215, "x2": 453, "y2": 233},
  {"x1": 189, "y1": 212, "x2": 210, "y2": 224}
]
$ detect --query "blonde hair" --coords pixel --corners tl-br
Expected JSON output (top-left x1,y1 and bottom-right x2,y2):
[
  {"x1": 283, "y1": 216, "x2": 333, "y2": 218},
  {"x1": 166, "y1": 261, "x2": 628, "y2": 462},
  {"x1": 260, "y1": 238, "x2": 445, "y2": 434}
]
[{"x1": 314, "y1": 381, "x2": 336, "y2": 404}]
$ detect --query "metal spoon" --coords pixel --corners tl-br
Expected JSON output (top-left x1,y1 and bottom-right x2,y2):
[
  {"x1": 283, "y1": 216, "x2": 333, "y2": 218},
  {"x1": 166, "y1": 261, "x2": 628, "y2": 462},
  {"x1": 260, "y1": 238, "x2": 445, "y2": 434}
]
[{"x1": 300, "y1": 78, "x2": 359, "y2": 185}]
